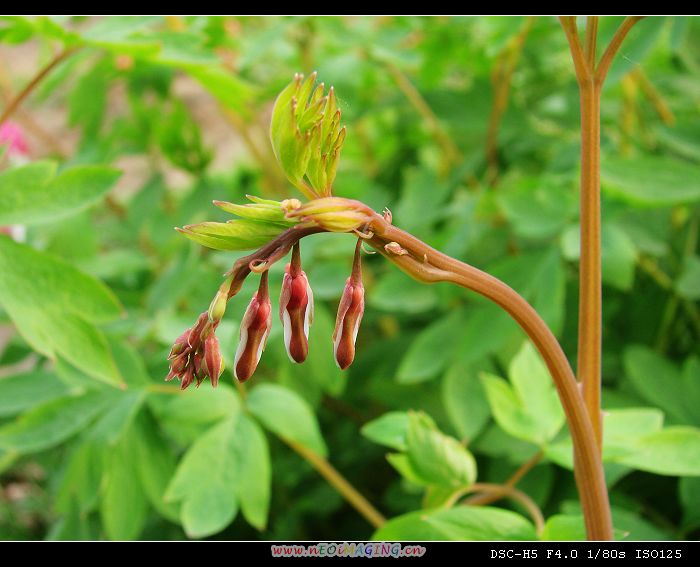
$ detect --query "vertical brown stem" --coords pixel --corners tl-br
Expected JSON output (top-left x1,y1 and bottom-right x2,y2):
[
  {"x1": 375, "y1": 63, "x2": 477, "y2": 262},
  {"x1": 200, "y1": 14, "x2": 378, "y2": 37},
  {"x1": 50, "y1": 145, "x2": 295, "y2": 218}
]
[{"x1": 577, "y1": 80, "x2": 603, "y2": 450}]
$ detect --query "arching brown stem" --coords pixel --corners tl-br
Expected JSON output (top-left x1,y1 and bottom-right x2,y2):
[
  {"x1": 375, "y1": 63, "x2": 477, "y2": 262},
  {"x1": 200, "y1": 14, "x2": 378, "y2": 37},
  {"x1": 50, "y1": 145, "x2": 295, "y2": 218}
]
[{"x1": 366, "y1": 215, "x2": 612, "y2": 540}]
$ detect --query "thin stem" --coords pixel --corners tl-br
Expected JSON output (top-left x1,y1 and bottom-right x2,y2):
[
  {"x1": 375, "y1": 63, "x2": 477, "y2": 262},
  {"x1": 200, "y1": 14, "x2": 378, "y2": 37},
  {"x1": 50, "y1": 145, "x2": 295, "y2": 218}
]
[
  {"x1": 282, "y1": 438, "x2": 386, "y2": 530},
  {"x1": 0, "y1": 48, "x2": 77, "y2": 127},
  {"x1": 382, "y1": 59, "x2": 462, "y2": 171},
  {"x1": 454, "y1": 482, "x2": 545, "y2": 536},
  {"x1": 562, "y1": 16, "x2": 645, "y2": 452},
  {"x1": 559, "y1": 17, "x2": 591, "y2": 83},
  {"x1": 367, "y1": 217, "x2": 612, "y2": 540},
  {"x1": 595, "y1": 17, "x2": 645, "y2": 85},
  {"x1": 584, "y1": 17, "x2": 599, "y2": 69},
  {"x1": 464, "y1": 449, "x2": 543, "y2": 507}
]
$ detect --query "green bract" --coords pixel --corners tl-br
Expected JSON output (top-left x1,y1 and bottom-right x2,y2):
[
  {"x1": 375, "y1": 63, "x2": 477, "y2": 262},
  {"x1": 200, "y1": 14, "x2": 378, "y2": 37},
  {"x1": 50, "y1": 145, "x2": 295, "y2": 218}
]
[
  {"x1": 270, "y1": 72, "x2": 346, "y2": 199},
  {"x1": 177, "y1": 196, "x2": 299, "y2": 251}
]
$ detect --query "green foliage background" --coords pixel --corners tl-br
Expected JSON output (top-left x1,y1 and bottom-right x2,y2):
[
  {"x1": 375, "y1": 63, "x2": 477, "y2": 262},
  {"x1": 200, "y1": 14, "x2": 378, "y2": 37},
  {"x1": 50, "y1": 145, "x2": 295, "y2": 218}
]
[{"x1": 0, "y1": 16, "x2": 699, "y2": 541}]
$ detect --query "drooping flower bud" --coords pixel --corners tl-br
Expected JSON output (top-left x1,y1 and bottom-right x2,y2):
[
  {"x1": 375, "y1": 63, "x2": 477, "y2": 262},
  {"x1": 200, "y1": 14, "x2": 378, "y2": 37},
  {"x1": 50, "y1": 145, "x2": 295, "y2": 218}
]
[
  {"x1": 333, "y1": 240, "x2": 365, "y2": 370},
  {"x1": 279, "y1": 243, "x2": 314, "y2": 363},
  {"x1": 234, "y1": 271, "x2": 273, "y2": 382},
  {"x1": 203, "y1": 333, "x2": 224, "y2": 388}
]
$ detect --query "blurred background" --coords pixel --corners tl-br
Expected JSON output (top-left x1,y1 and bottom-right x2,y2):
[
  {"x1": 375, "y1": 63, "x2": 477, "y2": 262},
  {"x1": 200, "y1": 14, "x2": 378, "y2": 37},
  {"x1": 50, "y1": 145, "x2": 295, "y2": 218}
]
[{"x1": 0, "y1": 16, "x2": 699, "y2": 541}]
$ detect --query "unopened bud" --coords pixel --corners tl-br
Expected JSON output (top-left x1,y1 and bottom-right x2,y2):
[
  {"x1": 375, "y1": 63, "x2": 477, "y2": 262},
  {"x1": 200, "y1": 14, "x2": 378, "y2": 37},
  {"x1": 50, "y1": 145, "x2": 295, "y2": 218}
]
[
  {"x1": 279, "y1": 244, "x2": 314, "y2": 363},
  {"x1": 332, "y1": 240, "x2": 365, "y2": 370},
  {"x1": 234, "y1": 272, "x2": 273, "y2": 382}
]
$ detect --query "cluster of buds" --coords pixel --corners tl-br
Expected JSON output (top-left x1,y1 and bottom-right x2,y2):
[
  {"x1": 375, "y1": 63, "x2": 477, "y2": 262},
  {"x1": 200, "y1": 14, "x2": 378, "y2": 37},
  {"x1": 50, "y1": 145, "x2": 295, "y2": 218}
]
[
  {"x1": 168, "y1": 73, "x2": 375, "y2": 390},
  {"x1": 166, "y1": 312, "x2": 224, "y2": 389},
  {"x1": 167, "y1": 238, "x2": 366, "y2": 389}
]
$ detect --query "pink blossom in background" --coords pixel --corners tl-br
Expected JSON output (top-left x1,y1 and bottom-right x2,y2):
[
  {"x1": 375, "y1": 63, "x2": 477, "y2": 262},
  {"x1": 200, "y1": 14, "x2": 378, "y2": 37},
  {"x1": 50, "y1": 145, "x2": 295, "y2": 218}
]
[
  {"x1": 0, "y1": 121, "x2": 29, "y2": 242},
  {"x1": 0, "y1": 121, "x2": 30, "y2": 159}
]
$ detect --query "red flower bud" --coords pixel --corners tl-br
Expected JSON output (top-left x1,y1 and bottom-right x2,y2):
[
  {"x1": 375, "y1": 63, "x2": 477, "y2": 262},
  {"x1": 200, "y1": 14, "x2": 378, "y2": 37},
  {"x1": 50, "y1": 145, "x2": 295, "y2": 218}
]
[
  {"x1": 168, "y1": 329, "x2": 191, "y2": 359},
  {"x1": 279, "y1": 244, "x2": 314, "y2": 363},
  {"x1": 234, "y1": 272, "x2": 273, "y2": 382},
  {"x1": 332, "y1": 240, "x2": 365, "y2": 370},
  {"x1": 203, "y1": 334, "x2": 224, "y2": 388}
]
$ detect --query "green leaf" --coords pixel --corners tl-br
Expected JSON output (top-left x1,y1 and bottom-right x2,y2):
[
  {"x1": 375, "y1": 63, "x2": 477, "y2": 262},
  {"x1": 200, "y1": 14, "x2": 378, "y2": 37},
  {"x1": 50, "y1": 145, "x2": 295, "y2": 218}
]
[
  {"x1": 624, "y1": 346, "x2": 700, "y2": 426},
  {"x1": 35, "y1": 311, "x2": 122, "y2": 386},
  {"x1": 455, "y1": 304, "x2": 517, "y2": 366},
  {"x1": 166, "y1": 417, "x2": 239, "y2": 538},
  {"x1": 101, "y1": 426, "x2": 149, "y2": 540},
  {"x1": 680, "y1": 477, "x2": 700, "y2": 530},
  {"x1": 369, "y1": 271, "x2": 438, "y2": 314},
  {"x1": 177, "y1": 219, "x2": 287, "y2": 251},
  {"x1": 546, "y1": 408, "x2": 664, "y2": 470},
  {"x1": 442, "y1": 363, "x2": 491, "y2": 442},
  {"x1": 386, "y1": 453, "x2": 429, "y2": 485},
  {"x1": 0, "y1": 163, "x2": 120, "y2": 225},
  {"x1": 405, "y1": 412, "x2": 477, "y2": 489},
  {"x1": 150, "y1": 384, "x2": 240, "y2": 427},
  {"x1": 80, "y1": 16, "x2": 160, "y2": 56},
  {"x1": 133, "y1": 413, "x2": 180, "y2": 523},
  {"x1": 166, "y1": 412, "x2": 271, "y2": 537},
  {"x1": 361, "y1": 411, "x2": 411, "y2": 451},
  {"x1": 481, "y1": 342, "x2": 564, "y2": 446},
  {"x1": 509, "y1": 342, "x2": 565, "y2": 438},
  {"x1": 676, "y1": 255, "x2": 700, "y2": 300},
  {"x1": 181, "y1": 482, "x2": 236, "y2": 539},
  {"x1": 601, "y1": 156, "x2": 700, "y2": 206},
  {"x1": 214, "y1": 199, "x2": 294, "y2": 225},
  {"x1": 0, "y1": 392, "x2": 113, "y2": 454},
  {"x1": 0, "y1": 371, "x2": 71, "y2": 417},
  {"x1": 373, "y1": 507, "x2": 536, "y2": 541},
  {"x1": 0, "y1": 237, "x2": 123, "y2": 384},
  {"x1": 541, "y1": 515, "x2": 585, "y2": 541},
  {"x1": 561, "y1": 223, "x2": 637, "y2": 291},
  {"x1": 87, "y1": 390, "x2": 146, "y2": 445},
  {"x1": 283, "y1": 304, "x2": 345, "y2": 396},
  {"x1": 617, "y1": 426, "x2": 700, "y2": 476},
  {"x1": 499, "y1": 176, "x2": 575, "y2": 239},
  {"x1": 396, "y1": 309, "x2": 465, "y2": 384},
  {"x1": 55, "y1": 442, "x2": 103, "y2": 514},
  {"x1": 181, "y1": 64, "x2": 256, "y2": 113},
  {"x1": 233, "y1": 415, "x2": 271, "y2": 531},
  {"x1": 247, "y1": 383, "x2": 327, "y2": 457}
]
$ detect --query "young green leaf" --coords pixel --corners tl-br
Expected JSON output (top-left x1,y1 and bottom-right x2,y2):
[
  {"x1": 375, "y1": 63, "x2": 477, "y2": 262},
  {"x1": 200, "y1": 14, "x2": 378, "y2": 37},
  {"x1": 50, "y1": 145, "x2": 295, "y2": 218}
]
[
  {"x1": 0, "y1": 162, "x2": 120, "y2": 225},
  {"x1": 247, "y1": 383, "x2": 328, "y2": 457},
  {"x1": 405, "y1": 412, "x2": 477, "y2": 489},
  {"x1": 101, "y1": 426, "x2": 149, "y2": 540},
  {"x1": 481, "y1": 342, "x2": 564, "y2": 447},
  {"x1": 0, "y1": 392, "x2": 113, "y2": 454},
  {"x1": 373, "y1": 507, "x2": 536, "y2": 541},
  {"x1": 0, "y1": 371, "x2": 71, "y2": 417}
]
